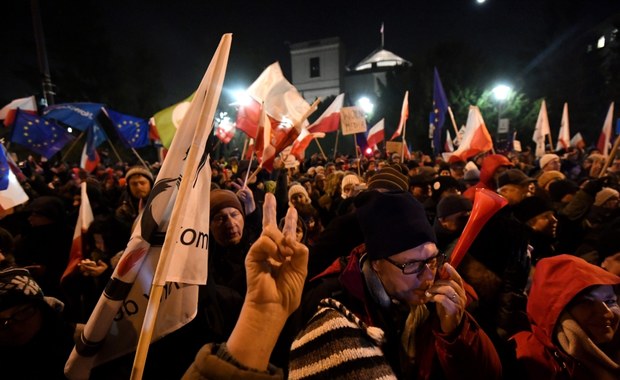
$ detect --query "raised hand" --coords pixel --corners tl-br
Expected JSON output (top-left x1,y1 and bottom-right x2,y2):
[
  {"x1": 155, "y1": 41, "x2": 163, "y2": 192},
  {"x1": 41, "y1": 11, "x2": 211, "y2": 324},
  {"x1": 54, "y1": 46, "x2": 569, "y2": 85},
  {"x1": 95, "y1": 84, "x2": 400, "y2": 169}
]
[
  {"x1": 244, "y1": 192, "x2": 308, "y2": 316},
  {"x1": 231, "y1": 178, "x2": 256, "y2": 215},
  {"x1": 427, "y1": 263, "x2": 466, "y2": 334}
]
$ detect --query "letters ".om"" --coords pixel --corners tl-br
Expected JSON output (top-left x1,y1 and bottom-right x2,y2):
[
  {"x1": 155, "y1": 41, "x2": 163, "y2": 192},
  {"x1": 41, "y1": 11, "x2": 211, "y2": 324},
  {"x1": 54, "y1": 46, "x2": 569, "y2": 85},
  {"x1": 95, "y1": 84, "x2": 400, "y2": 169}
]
[{"x1": 179, "y1": 228, "x2": 209, "y2": 250}]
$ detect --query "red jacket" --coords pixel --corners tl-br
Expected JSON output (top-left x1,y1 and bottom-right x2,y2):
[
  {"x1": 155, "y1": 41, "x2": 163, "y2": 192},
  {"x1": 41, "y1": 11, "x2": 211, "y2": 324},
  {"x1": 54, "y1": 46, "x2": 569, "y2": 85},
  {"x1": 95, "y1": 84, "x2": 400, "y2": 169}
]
[{"x1": 511, "y1": 254, "x2": 620, "y2": 379}]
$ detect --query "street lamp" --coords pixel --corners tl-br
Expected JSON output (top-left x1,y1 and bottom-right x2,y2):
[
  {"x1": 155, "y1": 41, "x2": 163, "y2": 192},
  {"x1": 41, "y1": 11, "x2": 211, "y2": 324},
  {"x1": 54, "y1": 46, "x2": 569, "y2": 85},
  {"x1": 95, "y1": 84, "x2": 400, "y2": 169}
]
[
  {"x1": 356, "y1": 96, "x2": 374, "y2": 116},
  {"x1": 492, "y1": 84, "x2": 512, "y2": 134}
]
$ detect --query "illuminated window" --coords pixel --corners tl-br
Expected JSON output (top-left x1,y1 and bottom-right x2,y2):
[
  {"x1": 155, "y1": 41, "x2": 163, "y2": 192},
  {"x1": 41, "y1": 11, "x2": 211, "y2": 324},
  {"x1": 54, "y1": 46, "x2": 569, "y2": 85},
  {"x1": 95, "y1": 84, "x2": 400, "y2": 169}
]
[
  {"x1": 310, "y1": 57, "x2": 320, "y2": 78},
  {"x1": 597, "y1": 36, "x2": 605, "y2": 49}
]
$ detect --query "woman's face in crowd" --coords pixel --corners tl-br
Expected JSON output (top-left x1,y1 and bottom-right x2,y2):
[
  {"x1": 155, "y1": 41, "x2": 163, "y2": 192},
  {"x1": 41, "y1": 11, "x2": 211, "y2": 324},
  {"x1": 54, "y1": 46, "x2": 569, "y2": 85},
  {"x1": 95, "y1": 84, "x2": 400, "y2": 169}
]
[{"x1": 568, "y1": 285, "x2": 620, "y2": 345}]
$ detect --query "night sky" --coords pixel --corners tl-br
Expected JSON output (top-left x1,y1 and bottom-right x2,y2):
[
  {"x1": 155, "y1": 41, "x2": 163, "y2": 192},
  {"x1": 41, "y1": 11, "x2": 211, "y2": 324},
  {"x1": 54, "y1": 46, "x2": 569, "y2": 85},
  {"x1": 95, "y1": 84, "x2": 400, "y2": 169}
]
[{"x1": 2, "y1": 0, "x2": 619, "y2": 115}]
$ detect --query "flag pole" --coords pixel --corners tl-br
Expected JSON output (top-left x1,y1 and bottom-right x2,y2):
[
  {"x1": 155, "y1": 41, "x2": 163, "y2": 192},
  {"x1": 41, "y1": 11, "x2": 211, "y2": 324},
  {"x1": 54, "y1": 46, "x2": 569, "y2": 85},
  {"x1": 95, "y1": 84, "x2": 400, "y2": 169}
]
[
  {"x1": 130, "y1": 34, "x2": 231, "y2": 380},
  {"x1": 546, "y1": 133, "x2": 554, "y2": 154},
  {"x1": 240, "y1": 136, "x2": 249, "y2": 160},
  {"x1": 131, "y1": 147, "x2": 149, "y2": 168},
  {"x1": 333, "y1": 129, "x2": 340, "y2": 160},
  {"x1": 313, "y1": 138, "x2": 328, "y2": 161},
  {"x1": 599, "y1": 134, "x2": 620, "y2": 178},
  {"x1": 447, "y1": 106, "x2": 460, "y2": 137},
  {"x1": 401, "y1": 119, "x2": 407, "y2": 159},
  {"x1": 353, "y1": 133, "x2": 361, "y2": 177},
  {"x1": 242, "y1": 149, "x2": 255, "y2": 188},
  {"x1": 61, "y1": 130, "x2": 86, "y2": 162},
  {"x1": 106, "y1": 138, "x2": 123, "y2": 163}
]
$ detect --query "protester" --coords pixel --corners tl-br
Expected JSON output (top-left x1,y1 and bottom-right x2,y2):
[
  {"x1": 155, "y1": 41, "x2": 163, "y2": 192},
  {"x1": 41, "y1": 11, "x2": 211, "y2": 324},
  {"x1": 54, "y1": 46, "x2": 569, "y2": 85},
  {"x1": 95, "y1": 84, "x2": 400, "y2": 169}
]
[
  {"x1": 510, "y1": 255, "x2": 620, "y2": 379},
  {"x1": 463, "y1": 154, "x2": 513, "y2": 201},
  {"x1": 289, "y1": 191, "x2": 501, "y2": 378},
  {"x1": 0, "y1": 267, "x2": 77, "y2": 379},
  {"x1": 183, "y1": 194, "x2": 308, "y2": 379},
  {"x1": 115, "y1": 166, "x2": 154, "y2": 228}
]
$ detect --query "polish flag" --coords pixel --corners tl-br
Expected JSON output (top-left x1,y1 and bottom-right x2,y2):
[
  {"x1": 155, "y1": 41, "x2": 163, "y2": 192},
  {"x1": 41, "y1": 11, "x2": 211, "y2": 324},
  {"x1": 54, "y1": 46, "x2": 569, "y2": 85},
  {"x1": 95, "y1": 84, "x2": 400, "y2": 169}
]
[
  {"x1": 390, "y1": 91, "x2": 409, "y2": 140},
  {"x1": 308, "y1": 93, "x2": 344, "y2": 133},
  {"x1": 556, "y1": 103, "x2": 570, "y2": 151},
  {"x1": 290, "y1": 128, "x2": 325, "y2": 161},
  {"x1": 235, "y1": 62, "x2": 311, "y2": 140},
  {"x1": 80, "y1": 126, "x2": 100, "y2": 173},
  {"x1": 0, "y1": 96, "x2": 37, "y2": 127},
  {"x1": 366, "y1": 119, "x2": 385, "y2": 148},
  {"x1": 597, "y1": 102, "x2": 614, "y2": 157},
  {"x1": 445, "y1": 130, "x2": 455, "y2": 152},
  {"x1": 61, "y1": 182, "x2": 94, "y2": 282},
  {"x1": 452, "y1": 106, "x2": 493, "y2": 160}
]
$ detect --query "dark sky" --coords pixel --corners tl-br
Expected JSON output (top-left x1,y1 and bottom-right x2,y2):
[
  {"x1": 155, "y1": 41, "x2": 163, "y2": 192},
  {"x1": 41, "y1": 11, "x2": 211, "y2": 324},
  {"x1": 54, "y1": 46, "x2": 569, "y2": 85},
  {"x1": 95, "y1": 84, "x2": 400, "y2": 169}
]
[{"x1": 2, "y1": 0, "x2": 619, "y2": 112}]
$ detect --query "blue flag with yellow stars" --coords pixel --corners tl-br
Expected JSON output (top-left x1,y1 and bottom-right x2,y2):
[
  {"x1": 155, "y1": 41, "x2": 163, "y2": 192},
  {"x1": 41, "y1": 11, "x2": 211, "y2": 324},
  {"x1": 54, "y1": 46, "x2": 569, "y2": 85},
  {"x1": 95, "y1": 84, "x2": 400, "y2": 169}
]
[
  {"x1": 430, "y1": 67, "x2": 449, "y2": 156},
  {"x1": 10, "y1": 109, "x2": 75, "y2": 159},
  {"x1": 104, "y1": 108, "x2": 149, "y2": 148},
  {"x1": 42, "y1": 102, "x2": 107, "y2": 143}
]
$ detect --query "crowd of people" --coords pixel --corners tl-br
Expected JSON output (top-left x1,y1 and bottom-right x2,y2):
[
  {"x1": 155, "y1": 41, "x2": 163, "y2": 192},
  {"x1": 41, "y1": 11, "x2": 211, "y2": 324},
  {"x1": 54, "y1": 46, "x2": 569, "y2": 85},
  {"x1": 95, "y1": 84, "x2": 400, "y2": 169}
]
[{"x1": 0, "y1": 143, "x2": 619, "y2": 379}]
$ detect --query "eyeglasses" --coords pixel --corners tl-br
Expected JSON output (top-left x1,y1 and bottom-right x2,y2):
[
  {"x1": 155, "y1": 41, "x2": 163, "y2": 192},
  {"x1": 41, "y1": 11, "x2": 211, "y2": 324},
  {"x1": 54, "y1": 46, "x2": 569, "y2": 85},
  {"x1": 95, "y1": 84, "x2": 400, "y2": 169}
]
[
  {"x1": 384, "y1": 252, "x2": 447, "y2": 275},
  {"x1": 0, "y1": 304, "x2": 38, "y2": 330}
]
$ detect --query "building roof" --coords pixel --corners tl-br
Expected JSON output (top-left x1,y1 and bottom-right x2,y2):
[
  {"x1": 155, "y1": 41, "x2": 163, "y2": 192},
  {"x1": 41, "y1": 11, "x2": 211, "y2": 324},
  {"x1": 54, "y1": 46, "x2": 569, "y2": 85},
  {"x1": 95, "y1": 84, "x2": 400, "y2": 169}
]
[{"x1": 352, "y1": 48, "x2": 411, "y2": 71}]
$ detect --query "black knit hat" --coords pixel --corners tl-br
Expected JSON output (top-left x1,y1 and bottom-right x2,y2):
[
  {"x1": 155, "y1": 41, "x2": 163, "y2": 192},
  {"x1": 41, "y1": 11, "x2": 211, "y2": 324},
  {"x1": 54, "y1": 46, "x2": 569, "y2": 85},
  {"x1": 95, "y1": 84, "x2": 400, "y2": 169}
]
[
  {"x1": 496, "y1": 169, "x2": 536, "y2": 189},
  {"x1": 355, "y1": 191, "x2": 436, "y2": 260},
  {"x1": 367, "y1": 165, "x2": 409, "y2": 191},
  {"x1": 209, "y1": 189, "x2": 244, "y2": 218},
  {"x1": 27, "y1": 196, "x2": 66, "y2": 222},
  {"x1": 512, "y1": 196, "x2": 553, "y2": 223},
  {"x1": 437, "y1": 195, "x2": 472, "y2": 219},
  {"x1": 0, "y1": 267, "x2": 44, "y2": 311},
  {"x1": 548, "y1": 179, "x2": 579, "y2": 202}
]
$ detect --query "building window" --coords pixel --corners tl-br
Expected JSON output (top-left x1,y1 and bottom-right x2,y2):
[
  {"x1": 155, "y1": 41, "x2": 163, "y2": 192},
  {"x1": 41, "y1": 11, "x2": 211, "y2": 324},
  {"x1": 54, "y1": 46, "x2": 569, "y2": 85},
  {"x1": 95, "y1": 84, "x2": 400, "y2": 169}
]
[
  {"x1": 310, "y1": 57, "x2": 320, "y2": 78},
  {"x1": 597, "y1": 35, "x2": 605, "y2": 49}
]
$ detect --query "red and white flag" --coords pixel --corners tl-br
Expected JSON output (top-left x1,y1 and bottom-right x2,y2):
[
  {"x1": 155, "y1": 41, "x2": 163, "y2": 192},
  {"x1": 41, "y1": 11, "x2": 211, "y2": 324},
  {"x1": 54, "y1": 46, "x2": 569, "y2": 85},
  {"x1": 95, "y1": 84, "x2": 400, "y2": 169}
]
[
  {"x1": 61, "y1": 182, "x2": 94, "y2": 282},
  {"x1": 64, "y1": 34, "x2": 230, "y2": 379},
  {"x1": 290, "y1": 128, "x2": 325, "y2": 161},
  {"x1": 452, "y1": 106, "x2": 493, "y2": 160},
  {"x1": 445, "y1": 130, "x2": 455, "y2": 153},
  {"x1": 556, "y1": 102, "x2": 570, "y2": 151},
  {"x1": 0, "y1": 96, "x2": 37, "y2": 127},
  {"x1": 390, "y1": 91, "x2": 409, "y2": 140},
  {"x1": 308, "y1": 93, "x2": 344, "y2": 133},
  {"x1": 570, "y1": 132, "x2": 586, "y2": 149},
  {"x1": 533, "y1": 99, "x2": 551, "y2": 158},
  {"x1": 215, "y1": 118, "x2": 235, "y2": 144},
  {"x1": 366, "y1": 118, "x2": 385, "y2": 148},
  {"x1": 597, "y1": 102, "x2": 614, "y2": 157},
  {"x1": 235, "y1": 62, "x2": 311, "y2": 140}
]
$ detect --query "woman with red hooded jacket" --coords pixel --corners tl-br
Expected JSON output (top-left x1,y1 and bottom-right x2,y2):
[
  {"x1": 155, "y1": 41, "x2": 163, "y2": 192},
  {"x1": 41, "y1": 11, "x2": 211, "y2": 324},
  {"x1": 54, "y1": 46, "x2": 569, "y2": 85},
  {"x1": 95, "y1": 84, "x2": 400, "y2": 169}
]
[{"x1": 510, "y1": 255, "x2": 620, "y2": 379}]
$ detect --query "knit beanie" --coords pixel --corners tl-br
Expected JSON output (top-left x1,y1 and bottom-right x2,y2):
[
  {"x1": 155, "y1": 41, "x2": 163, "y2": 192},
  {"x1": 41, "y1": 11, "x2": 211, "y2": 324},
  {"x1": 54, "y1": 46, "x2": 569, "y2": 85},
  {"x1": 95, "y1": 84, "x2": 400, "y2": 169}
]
[
  {"x1": 512, "y1": 195, "x2": 553, "y2": 224},
  {"x1": 355, "y1": 191, "x2": 436, "y2": 260},
  {"x1": 0, "y1": 267, "x2": 44, "y2": 311},
  {"x1": 125, "y1": 166, "x2": 154, "y2": 184},
  {"x1": 594, "y1": 187, "x2": 620, "y2": 207},
  {"x1": 341, "y1": 174, "x2": 360, "y2": 193},
  {"x1": 367, "y1": 165, "x2": 409, "y2": 191},
  {"x1": 431, "y1": 176, "x2": 462, "y2": 202},
  {"x1": 436, "y1": 195, "x2": 473, "y2": 219},
  {"x1": 539, "y1": 154, "x2": 560, "y2": 170},
  {"x1": 537, "y1": 170, "x2": 565, "y2": 189},
  {"x1": 209, "y1": 189, "x2": 244, "y2": 218},
  {"x1": 288, "y1": 184, "x2": 310, "y2": 206}
]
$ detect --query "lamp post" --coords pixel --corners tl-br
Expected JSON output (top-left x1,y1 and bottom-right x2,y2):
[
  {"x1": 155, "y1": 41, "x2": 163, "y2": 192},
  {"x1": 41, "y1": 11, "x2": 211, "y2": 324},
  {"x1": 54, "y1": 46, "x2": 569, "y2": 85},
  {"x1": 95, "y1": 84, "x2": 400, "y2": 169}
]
[{"x1": 492, "y1": 84, "x2": 511, "y2": 132}]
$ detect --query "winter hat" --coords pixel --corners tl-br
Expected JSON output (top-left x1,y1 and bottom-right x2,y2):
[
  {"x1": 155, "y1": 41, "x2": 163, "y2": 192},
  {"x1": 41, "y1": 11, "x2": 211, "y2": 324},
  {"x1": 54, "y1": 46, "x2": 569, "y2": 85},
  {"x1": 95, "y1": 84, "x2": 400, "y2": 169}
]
[
  {"x1": 367, "y1": 166, "x2": 409, "y2": 191},
  {"x1": 537, "y1": 170, "x2": 565, "y2": 189},
  {"x1": 125, "y1": 166, "x2": 154, "y2": 184},
  {"x1": 209, "y1": 189, "x2": 244, "y2": 218},
  {"x1": 27, "y1": 196, "x2": 66, "y2": 222},
  {"x1": 436, "y1": 195, "x2": 473, "y2": 219},
  {"x1": 548, "y1": 180, "x2": 579, "y2": 202},
  {"x1": 512, "y1": 195, "x2": 553, "y2": 224},
  {"x1": 594, "y1": 187, "x2": 620, "y2": 207},
  {"x1": 341, "y1": 174, "x2": 360, "y2": 192},
  {"x1": 431, "y1": 176, "x2": 462, "y2": 202},
  {"x1": 355, "y1": 191, "x2": 436, "y2": 260},
  {"x1": 288, "y1": 184, "x2": 310, "y2": 206},
  {"x1": 463, "y1": 167, "x2": 480, "y2": 184},
  {"x1": 0, "y1": 267, "x2": 44, "y2": 311},
  {"x1": 496, "y1": 169, "x2": 536, "y2": 189},
  {"x1": 539, "y1": 154, "x2": 560, "y2": 170}
]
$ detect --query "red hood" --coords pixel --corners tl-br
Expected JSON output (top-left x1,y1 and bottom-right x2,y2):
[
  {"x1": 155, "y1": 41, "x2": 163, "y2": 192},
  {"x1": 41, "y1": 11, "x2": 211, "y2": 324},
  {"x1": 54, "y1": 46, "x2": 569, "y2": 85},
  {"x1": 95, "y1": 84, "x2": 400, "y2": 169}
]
[
  {"x1": 527, "y1": 254, "x2": 620, "y2": 347},
  {"x1": 478, "y1": 154, "x2": 512, "y2": 187}
]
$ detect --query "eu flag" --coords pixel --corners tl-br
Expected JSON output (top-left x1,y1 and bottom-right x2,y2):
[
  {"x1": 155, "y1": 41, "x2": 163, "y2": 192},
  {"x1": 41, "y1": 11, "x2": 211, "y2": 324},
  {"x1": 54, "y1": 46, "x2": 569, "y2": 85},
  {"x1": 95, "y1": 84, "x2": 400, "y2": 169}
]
[
  {"x1": 10, "y1": 110, "x2": 75, "y2": 159},
  {"x1": 430, "y1": 67, "x2": 449, "y2": 156},
  {"x1": 42, "y1": 102, "x2": 107, "y2": 143},
  {"x1": 0, "y1": 144, "x2": 9, "y2": 191},
  {"x1": 104, "y1": 108, "x2": 149, "y2": 148}
]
